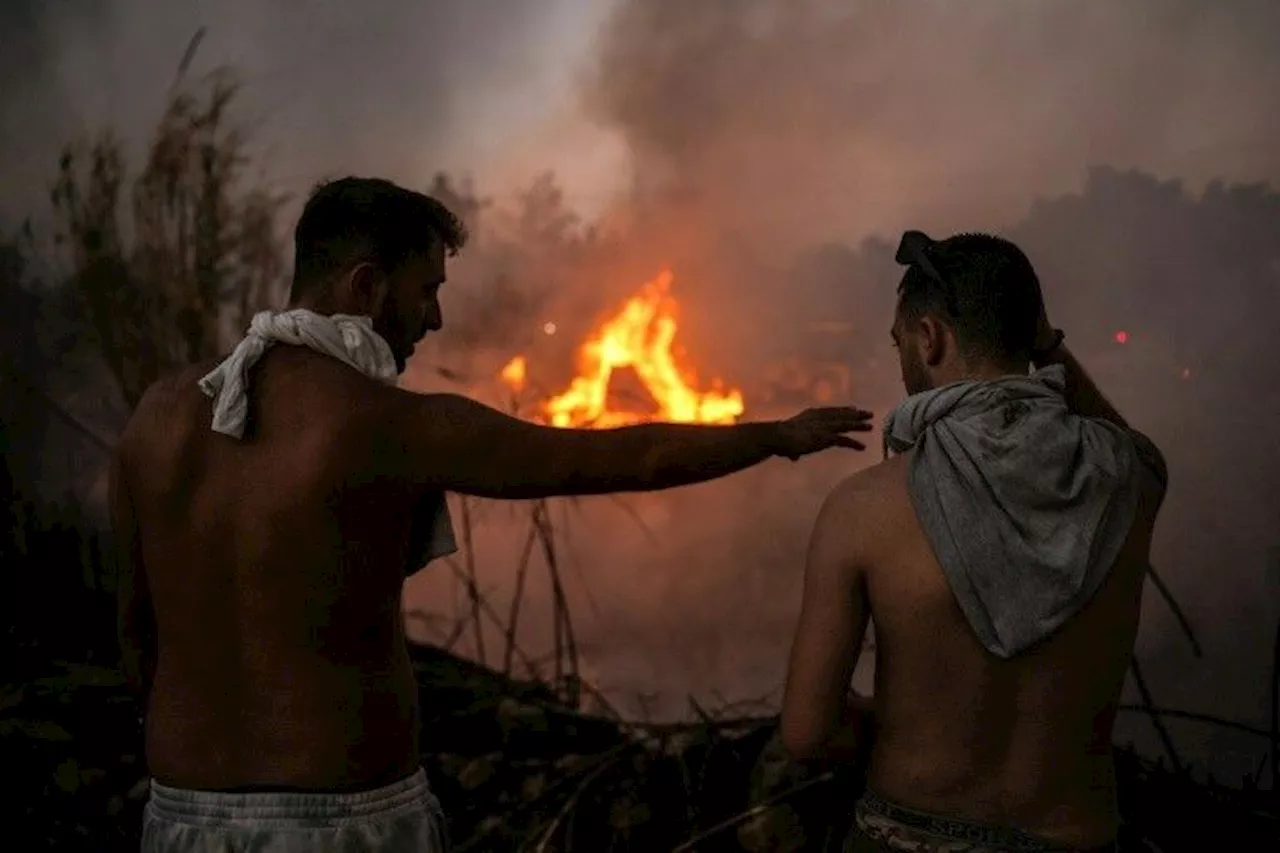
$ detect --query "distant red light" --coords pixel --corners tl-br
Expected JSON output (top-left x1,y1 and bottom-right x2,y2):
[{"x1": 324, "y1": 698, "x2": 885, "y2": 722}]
[{"x1": 1114, "y1": 331, "x2": 1129, "y2": 344}]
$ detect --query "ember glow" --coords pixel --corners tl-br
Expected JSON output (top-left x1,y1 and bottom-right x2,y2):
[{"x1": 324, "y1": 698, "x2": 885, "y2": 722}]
[{"x1": 499, "y1": 270, "x2": 746, "y2": 428}]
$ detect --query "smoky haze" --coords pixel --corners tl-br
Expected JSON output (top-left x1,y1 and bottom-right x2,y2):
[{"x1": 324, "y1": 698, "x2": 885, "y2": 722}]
[
  {"x1": 0, "y1": 0, "x2": 588, "y2": 220},
  {"x1": 410, "y1": 0, "x2": 1280, "y2": 785},
  {"x1": 590, "y1": 0, "x2": 1280, "y2": 244},
  {"x1": 4, "y1": 0, "x2": 1279, "y2": 787}
]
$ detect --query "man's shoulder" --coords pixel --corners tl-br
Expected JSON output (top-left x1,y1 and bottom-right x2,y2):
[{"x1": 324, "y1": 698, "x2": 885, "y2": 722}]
[
  {"x1": 113, "y1": 365, "x2": 210, "y2": 471},
  {"x1": 124, "y1": 364, "x2": 211, "y2": 437},
  {"x1": 1082, "y1": 417, "x2": 1169, "y2": 510},
  {"x1": 139, "y1": 360, "x2": 222, "y2": 405},
  {"x1": 811, "y1": 455, "x2": 921, "y2": 576},
  {"x1": 828, "y1": 454, "x2": 911, "y2": 506},
  {"x1": 815, "y1": 456, "x2": 911, "y2": 543}
]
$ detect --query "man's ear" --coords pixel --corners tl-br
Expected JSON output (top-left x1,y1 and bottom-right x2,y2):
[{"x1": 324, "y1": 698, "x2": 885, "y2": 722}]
[
  {"x1": 919, "y1": 315, "x2": 949, "y2": 367},
  {"x1": 341, "y1": 262, "x2": 390, "y2": 316}
]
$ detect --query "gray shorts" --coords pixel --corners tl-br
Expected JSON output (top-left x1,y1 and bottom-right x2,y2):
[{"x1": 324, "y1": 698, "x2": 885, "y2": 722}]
[{"x1": 141, "y1": 767, "x2": 447, "y2": 852}]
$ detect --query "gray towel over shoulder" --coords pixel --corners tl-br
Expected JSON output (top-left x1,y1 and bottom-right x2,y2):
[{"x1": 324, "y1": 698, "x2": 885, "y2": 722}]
[{"x1": 883, "y1": 364, "x2": 1166, "y2": 658}]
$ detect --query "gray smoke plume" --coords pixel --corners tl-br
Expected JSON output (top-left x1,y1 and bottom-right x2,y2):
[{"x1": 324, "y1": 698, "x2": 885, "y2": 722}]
[
  {"x1": 531, "y1": 0, "x2": 1280, "y2": 779},
  {"x1": 588, "y1": 0, "x2": 1280, "y2": 247}
]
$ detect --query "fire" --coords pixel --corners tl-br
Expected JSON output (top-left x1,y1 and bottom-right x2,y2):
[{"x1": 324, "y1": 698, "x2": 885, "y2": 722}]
[
  {"x1": 500, "y1": 355, "x2": 527, "y2": 393},
  {"x1": 499, "y1": 270, "x2": 745, "y2": 428}
]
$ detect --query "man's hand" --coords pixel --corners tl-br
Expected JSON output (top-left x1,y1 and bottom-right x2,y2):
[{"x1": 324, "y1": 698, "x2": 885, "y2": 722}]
[{"x1": 772, "y1": 406, "x2": 875, "y2": 461}]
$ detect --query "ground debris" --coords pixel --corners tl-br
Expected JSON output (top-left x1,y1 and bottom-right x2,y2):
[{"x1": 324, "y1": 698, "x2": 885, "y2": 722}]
[
  {"x1": 8, "y1": 642, "x2": 1280, "y2": 851},
  {"x1": 405, "y1": 644, "x2": 1280, "y2": 851}
]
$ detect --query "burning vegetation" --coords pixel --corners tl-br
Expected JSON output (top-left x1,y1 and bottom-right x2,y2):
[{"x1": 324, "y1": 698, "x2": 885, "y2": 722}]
[{"x1": 499, "y1": 269, "x2": 745, "y2": 428}]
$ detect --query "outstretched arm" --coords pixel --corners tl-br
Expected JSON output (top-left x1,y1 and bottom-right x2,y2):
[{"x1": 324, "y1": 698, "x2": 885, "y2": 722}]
[
  {"x1": 780, "y1": 476, "x2": 873, "y2": 763},
  {"x1": 379, "y1": 390, "x2": 873, "y2": 500}
]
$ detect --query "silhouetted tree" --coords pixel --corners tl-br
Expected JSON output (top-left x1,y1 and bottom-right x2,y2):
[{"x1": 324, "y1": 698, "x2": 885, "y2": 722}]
[{"x1": 50, "y1": 70, "x2": 289, "y2": 409}]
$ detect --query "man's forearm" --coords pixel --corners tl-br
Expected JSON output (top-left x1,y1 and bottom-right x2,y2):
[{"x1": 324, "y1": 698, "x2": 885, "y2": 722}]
[
  {"x1": 1034, "y1": 343, "x2": 1127, "y2": 428},
  {"x1": 399, "y1": 391, "x2": 849, "y2": 500},
  {"x1": 548, "y1": 421, "x2": 782, "y2": 497},
  {"x1": 631, "y1": 421, "x2": 783, "y2": 490}
]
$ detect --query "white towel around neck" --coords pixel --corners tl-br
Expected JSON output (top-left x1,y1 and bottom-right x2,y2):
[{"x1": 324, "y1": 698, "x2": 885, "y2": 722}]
[
  {"x1": 199, "y1": 309, "x2": 398, "y2": 438},
  {"x1": 197, "y1": 308, "x2": 457, "y2": 568}
]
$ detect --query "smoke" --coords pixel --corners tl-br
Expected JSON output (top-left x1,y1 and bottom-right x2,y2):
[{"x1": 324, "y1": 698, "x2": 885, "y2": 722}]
[
  {"x1": 588, "y1": 0, "x2": 1280, "y2": 247},
  {"x1": 404, "y1": 0, "x2": 1280, "y2": 778},
  {"x1": 0, "y1": 0, "x2": 597, "y2": 220}
]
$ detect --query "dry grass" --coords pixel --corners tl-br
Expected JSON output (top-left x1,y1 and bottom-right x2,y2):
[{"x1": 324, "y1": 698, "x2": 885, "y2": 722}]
[{"x1": 50, "y1": 58, "x2": 288, "y2": 409}]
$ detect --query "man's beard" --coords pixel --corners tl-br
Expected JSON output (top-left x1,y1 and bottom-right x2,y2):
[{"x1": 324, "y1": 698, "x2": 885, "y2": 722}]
[
  {"x1": 383, "y1": 317, "x2": 422, "y2": 375},
  {"x1": 901, "y1": 354, "x2": 932, "y2": 396}
]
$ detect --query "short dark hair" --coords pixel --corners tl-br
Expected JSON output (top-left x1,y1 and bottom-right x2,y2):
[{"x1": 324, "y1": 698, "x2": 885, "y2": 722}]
[
  {"x1": 896, "y1": 232, "x2": 1042, "y2": 365},
  {"x1": 290, "y1": 177, "x2": 468, "y2": 297}
]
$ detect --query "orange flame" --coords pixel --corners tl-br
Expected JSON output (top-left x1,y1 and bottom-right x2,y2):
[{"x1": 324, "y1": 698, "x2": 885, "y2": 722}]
[
  {"x1": 499, "y1": 270, "x2": 745, "y2": 428},
  {"x1": 500, "y1": 355, "x2": 527, "y2": 393}
]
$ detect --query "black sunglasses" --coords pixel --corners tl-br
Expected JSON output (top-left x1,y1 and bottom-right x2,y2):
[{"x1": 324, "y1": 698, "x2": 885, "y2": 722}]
[{"x1": 895, "y1": 230, "x2": 959, "y2": 317}]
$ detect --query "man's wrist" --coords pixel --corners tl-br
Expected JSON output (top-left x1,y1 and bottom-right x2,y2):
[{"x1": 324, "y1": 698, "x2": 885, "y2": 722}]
[{"x1": 752, "y1": 421, "x2": 792, "y2": 461}]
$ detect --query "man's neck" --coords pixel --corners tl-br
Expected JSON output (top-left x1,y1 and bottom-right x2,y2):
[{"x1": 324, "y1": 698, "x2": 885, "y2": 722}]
[
  {"x1": 288, "y1": 283, "x2": 358, "y2": 316},
  {"x1": 950, "y1": 357, "x2": 1030, "y2": 386},
  {"x1": 289, "y1": 297, "x2": 333, "y2": 315}
]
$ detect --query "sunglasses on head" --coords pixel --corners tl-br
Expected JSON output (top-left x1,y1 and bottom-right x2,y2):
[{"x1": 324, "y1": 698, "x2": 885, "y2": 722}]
[{"x1": 895, "y1": 230, "x2": 959, "y2": 317}]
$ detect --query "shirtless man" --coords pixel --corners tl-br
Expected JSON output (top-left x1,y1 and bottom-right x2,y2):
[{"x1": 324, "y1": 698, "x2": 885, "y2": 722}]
[
  {"x1": 111, "y1": 176, "x2": 874, "y2": 852},
  {"x1": 780, "y1": 231, "x2": 1167, "y2": 853}
]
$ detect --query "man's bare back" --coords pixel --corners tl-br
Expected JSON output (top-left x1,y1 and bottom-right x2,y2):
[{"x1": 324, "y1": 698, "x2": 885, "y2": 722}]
[
  {"x1": 850, "y1": 453, "x2": 1156, "y2": 845},
  {"x1": 118, "y1": 348, "x2": 435, "y2": 790},
  {"x1": 781, "y1": 231, "x2": 1166, "y2": 852}
]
